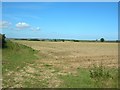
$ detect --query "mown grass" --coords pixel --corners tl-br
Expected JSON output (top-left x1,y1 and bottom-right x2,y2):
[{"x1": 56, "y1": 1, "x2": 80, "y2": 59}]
[{"x1": 2, "y1": 40, "x2": 38, "y2": 73}]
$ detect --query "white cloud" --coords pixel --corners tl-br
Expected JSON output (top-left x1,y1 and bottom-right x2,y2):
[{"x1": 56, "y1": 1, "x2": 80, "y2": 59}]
[
  {"x1": 36, "y1": 27, "x2": 40, "y2": 30},
  {"x1": 0, "y1": 21, "x2": 41, "y2": 31},
  {"x1": 16, "y1": 22, "x2": 30, "y2": 29},
  {"x1": 30, "y1": 27, "x2": 40, "y2": 31},
  {"x1": 0, "y1": 21, "x2": 11, "y2": 29}
]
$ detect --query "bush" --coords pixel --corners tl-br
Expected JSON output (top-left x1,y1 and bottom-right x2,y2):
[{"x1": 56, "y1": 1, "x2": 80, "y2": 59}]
[
  {"x1": 89, "y1": 64, "x2": 111, "y2": 79},
  {"x1": 0, "y1": 34, "x2": 6, "y2": 48},
  {"x1": 89, "y1": 63, "x2": 113, "y2": 87}
]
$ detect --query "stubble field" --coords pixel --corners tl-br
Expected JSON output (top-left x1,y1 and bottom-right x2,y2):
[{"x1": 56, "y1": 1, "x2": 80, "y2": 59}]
[
  {"x1": 15, "y1": 40, "x2": 118, "y2": 68},
  {"x1": 3, "y1": 40, "x2": 118, "y2": 88}
]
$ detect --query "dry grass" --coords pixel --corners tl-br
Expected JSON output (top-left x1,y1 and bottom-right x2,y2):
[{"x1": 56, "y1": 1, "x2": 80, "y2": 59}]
[
  {"x1": 10, "y1": 40, "x2": 118, "y2": 88},
  {"x1": 15, "y1": 40, "x2": 118, "y2": 68}
]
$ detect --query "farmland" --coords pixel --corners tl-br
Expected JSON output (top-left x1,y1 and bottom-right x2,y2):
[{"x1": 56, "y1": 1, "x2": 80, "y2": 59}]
[{"x1": 3, "y1": 40, "x2": 118, "y2": 88}]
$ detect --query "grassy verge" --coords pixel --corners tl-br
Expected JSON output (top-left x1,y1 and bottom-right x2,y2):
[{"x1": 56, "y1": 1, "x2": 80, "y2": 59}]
[
  {"x1": 2, "y1": 40, "x2": 38, "y2": 87},
  {"x1": 2, "y1": 40, "x2": 38, "y2": 72}
]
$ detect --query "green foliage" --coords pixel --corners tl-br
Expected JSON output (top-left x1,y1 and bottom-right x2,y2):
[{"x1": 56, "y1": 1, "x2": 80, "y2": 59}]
[
  {"x1": 73, "y1": 40, "x2": 79, "y2": 42},
  {"x1": 59, "y1": 68, "x2": 94, "y2": 88},
  {"x1": 28, "y1": 39, "x2": 40, "y2": 41},
  {"x1": 44, "y1": 64, "x2": 52, "y2": 67},
  {"x1": 100, "y1": 38, "x2": 105, "y2": 42},
  {"x1": 61, "y1": 39, "x2": 64, "y2": 42},
  {"x1": 11, "y1": 38, "x2": 119, "y2": 43},
  {"x1": 89, "y1": 63, "x2": 118, "y2": 88},
  {"x1": 54, "y1": 39, "x2": 57, "y2": 42},
  {"x1": 0, "y1": 34, "x2": 2, "y2": 48},
  {"x1": 89, "y1": 64, "x2": 111, "y2": 79},
  {"x1": 59, "y1": 66, "x2": 118, "y2": 88},
  {"x1": 0, "y1": 34, "x2": 6, "y2": 48}
]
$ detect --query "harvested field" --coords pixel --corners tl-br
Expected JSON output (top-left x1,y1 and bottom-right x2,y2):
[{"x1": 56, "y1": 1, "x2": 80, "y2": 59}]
[
  {"x1": 15, "y1": 40, "x2": 118, "y2": 68},
  {"x1": 3, "y1": 40, "x2": 118, "y2": 88}
]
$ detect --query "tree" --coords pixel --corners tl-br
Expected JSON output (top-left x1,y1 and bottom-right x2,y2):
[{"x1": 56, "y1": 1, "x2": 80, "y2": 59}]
[
  {"x1": 100, "y1": 38, "x2": 104, "y2": 42},
  {"x1": 62, "y1": 39, "x2": 64, "y2": 42},
  {"x1": 54, "y1": 39, "x2": 57, "y2": 42},
  {"x1": 0, "y1": 34, "x2": 6, "y2": 48}
]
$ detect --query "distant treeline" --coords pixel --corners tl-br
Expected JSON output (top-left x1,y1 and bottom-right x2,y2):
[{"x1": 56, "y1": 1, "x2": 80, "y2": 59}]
[
  {"x1": 12, "y1": 38, "x2": 120, "y2": 43},
  {"x1": 1, "y1": 34, "x2": 119, "y2": 48}
]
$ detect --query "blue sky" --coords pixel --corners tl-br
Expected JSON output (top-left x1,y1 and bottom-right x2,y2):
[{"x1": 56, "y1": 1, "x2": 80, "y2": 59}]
[{"x1": 1, "y1": 2, "x2": 118, "y2": 40}]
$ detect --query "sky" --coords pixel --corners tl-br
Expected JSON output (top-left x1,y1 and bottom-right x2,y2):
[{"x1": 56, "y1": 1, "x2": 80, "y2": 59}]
[{"x1": 1, "y1": 2, "x2": 118, "y2": 40}]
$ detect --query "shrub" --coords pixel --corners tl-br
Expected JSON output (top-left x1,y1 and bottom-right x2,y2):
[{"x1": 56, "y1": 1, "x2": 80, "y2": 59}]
[
  {"x1": 89, "y1": 64, "x2": 111, "y2": 79},
  {"x1": 89, "y1": 63, "x2": 113, "y2": 87}
]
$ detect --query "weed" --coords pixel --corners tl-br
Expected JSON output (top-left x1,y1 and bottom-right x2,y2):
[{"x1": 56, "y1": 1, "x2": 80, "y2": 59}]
[
  {"x1": 44, "y1": 64, "x2": 52, "y2": 67},
  {"x1": 89, "y1": 64, "x2": 111, "y2": 79},
  {"x1": 89, "y1": 63, "x2": 117, "y2": 88}
]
